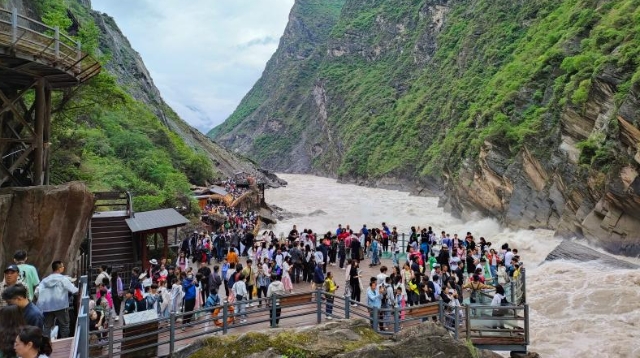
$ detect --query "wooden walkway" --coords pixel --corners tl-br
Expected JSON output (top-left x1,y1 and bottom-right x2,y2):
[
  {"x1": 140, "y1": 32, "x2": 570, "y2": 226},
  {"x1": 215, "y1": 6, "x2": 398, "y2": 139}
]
[
  {"x1": 51, "y1": 256, "x2": 528, "y2": 357},
  {"x1": 52, "y1": 257, "x2": 393, "y2": 358}
]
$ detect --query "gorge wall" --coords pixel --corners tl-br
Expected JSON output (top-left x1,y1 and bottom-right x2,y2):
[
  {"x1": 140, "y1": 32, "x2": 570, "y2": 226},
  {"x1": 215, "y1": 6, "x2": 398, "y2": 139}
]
[{"x1": 211, "y1": 0, "x2": 640, "y2": 256}]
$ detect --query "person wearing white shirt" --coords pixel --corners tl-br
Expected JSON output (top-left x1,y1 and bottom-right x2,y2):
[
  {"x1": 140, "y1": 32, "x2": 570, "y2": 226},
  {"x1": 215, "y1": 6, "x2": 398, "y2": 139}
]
[{"x1": 231, "y1": 274, "x2": 248, "y2": 323}]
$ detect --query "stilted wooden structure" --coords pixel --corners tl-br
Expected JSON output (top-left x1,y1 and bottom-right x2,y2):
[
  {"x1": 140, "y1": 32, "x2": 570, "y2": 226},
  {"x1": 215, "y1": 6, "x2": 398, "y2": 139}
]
[{"x1": 0, "y1": 7, "x2": 100, "y2": 187}]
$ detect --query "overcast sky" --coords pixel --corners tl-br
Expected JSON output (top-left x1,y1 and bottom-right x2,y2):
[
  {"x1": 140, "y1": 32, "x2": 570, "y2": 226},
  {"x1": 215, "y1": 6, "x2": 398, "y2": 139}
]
[{"x1": 92, "y1": 0, "x2": 294, "y2": 133}]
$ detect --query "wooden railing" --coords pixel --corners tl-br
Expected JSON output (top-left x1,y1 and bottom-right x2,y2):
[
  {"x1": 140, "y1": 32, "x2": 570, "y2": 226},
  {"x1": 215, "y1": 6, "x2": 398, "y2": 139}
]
[{"x1": 0, "y1": 7, "x2": 100, "y2": 82}]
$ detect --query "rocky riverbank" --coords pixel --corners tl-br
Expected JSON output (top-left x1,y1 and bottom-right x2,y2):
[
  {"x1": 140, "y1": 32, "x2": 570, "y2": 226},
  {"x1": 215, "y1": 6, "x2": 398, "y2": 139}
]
[{"x1": 174, "y1": 319, "x2": 505, "y2": 358}]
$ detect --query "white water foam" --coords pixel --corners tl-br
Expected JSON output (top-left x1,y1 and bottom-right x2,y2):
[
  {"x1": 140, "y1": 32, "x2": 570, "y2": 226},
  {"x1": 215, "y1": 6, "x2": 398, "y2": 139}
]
[{"x1": 266, "y1": 174, "x2": 640, "y2": 357}]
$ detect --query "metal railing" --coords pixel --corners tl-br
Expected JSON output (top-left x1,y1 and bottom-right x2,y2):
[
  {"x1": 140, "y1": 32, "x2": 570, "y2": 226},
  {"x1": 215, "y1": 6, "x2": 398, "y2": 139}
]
[
  {"x1": 70, "y1": 276, "x2": 90, "y2": 358},
  {"x1": 86, "y1": 289, "x2": 529, "y2": 357},
  {"x1": 0, "y1": 7, "x2": 100, "y2": 82}
]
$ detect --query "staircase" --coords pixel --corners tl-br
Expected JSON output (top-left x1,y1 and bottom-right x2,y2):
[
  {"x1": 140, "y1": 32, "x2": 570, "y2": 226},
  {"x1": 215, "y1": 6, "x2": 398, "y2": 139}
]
[
  {"x1": 90, "y1": 214, "x2": 134, "y2": 266},
  {"x1": 89, "y1": 192, "x2": 135, "y2": 268}
]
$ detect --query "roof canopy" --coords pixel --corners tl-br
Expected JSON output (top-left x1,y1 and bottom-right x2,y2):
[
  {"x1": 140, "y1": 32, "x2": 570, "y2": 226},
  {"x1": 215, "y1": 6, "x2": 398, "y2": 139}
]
[{"x1": 125, "y1": 208, "x2": 189, "y2": 233}]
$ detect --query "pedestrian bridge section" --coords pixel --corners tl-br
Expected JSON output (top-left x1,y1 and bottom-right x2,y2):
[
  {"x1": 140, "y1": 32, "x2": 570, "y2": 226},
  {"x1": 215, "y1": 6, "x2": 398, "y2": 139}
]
[{"x1": 0, "y1": 7, "x2": 100, "y2": 187}]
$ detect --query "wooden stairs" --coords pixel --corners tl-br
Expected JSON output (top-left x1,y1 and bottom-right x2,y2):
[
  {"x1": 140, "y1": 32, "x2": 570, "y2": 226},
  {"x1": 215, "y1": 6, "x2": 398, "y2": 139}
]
[
  {"x1": 90, "y1": 214, "x2": 134, "y2": 267},
  {"x1": 90, "y1": 192, "x2": 135, "y2": 268}
]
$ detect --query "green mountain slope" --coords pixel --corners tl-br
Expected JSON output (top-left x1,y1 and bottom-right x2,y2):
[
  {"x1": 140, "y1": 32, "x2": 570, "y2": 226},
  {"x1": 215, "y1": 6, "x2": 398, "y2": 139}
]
[
  {"x1": 211, "y1": 0, "x2": 640, "y2": 256},
  {"x1": 0, "y1": 0, "x2": 282, "y2": 212}
]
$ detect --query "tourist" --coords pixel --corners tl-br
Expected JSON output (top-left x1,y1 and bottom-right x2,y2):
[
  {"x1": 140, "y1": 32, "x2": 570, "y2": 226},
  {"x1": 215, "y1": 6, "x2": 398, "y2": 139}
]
[
  {"x1": 94, "y1": 265, "x2": 110, "y2": 288},
  {"x1": 462, "y1": 274, "x2": 495, "y2": 304},
  {"x1": 231, "y1": 273, "x2": 248, "y2": 323},
  {"x1": 303, "y1": 245, "x2": 314, "y2": 283},
  {"x1": 344, "y1": 259, "x2": 352, "y2": 297},
  {"x1": 323, "y1": 271, "x2": 338, "y2": 319},
  {"x1": 366, "y1": 280, "x2": 382, "y2": 330},
  {"x1": 13, "y1": 250, "x2": 40, "y2": 301},
  {"x1": 14, "y1": 326, "x2": 52, "y2": 358},
  {"x1": 0, "y1": 264, "x2": 22, "y2": 307},
  {"x1": 375, "y1": 266, "x2": 388, "y2": 286},
  {"x1": 369, "y1": 236, "x2": 380, "y2": 267},
  {"x1": 256, "y1": 265, "x2": 270, "y2": 307},
  {"x1": 390, "y1": 236, "x2": 399, "y2": 267},
  {"x1": 198, "y1": 262, "x2": 211, "y2": 304},
  {"x1": 242, "y1": 259, "x2": 256, "y2": 304},
  {"x1": 0, "y1": 305, "x2": 25, "y2": 357},
  {"x1": 266, "y1": 274, "x2": 285, "y2": 326},
  {"x1": 313, "y1": 261, "x2": 324, "y2": 293},
  {"x1": 169, "y1": 277, "x2": 183, "y2": 314},
  {"x1": 110, "y1": 271, "x2": 123, "y2": 321},
  {"x1": 281, "y1": 257, "x2": 293, "y2": 294},
  {"x1": 123, "y1": 289, "x2": 137, "y2": 314},
  {"x1": 2, "y1": 283, "x2": 43, "y2": 330},
  {"x1": 349, "y1": 260, "x2": 361, "y2": 306},
  {"x1": 36, "y1": 261, "x2": 78, "y2": 338},
  {"x1": 181, "y1": 272, "x2": 197, "y2": 328},
  {"x1": 157, "y1": 280, "x2": 171, "y2": 318},
  {"x1": 95, "y1": 283, "x2": 114, "y2": 321}
]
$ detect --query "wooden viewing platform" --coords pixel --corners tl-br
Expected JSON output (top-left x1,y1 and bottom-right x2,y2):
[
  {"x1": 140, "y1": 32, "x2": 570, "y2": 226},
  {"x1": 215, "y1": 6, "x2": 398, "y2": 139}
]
[
  {"x1": 58, "y1": 257, "x2": 529, "y2": 357},
  {"x1": 0, "y1": 7, "x2": 100, "y2": 187}
]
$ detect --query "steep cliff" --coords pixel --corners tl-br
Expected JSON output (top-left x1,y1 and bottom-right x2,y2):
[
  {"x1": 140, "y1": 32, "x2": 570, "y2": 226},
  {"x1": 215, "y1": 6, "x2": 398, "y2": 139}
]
[
  {"x1": 211, "y1": 0, "x2": 640, "y2": 256},
  {"x1": 1, "y1": 0, "x2": 282, "y2": 212}
]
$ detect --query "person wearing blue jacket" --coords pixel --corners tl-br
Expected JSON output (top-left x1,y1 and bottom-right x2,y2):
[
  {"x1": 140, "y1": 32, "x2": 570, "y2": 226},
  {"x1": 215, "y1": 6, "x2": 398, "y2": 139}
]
[{"x1": 181, "y1": 272, "x2": 197, "y2": 329}]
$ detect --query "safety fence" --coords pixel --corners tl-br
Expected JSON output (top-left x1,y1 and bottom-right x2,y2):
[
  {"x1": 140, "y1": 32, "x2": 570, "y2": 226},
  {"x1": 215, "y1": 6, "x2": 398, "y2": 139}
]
[
  {"x1": 0, "y1": 7, "x2": 100, "y2": 81},
  {"x1": 85, "y1": 289, "x2": 529, "y2": 357}
]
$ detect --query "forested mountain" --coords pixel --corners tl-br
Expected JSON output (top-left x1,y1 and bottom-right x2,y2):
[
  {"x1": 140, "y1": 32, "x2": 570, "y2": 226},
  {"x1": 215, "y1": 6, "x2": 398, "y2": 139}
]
[
  {"x1": 2, "y1": 0, "x2": 281, "y2": 213},
  {"x1": 211, "y1": 0, "x2": 640, "y2": 256}
]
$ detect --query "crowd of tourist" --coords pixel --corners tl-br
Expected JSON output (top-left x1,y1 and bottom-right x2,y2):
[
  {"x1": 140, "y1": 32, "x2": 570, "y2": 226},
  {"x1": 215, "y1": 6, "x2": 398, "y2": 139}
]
[
  {"x1": 122, "y1": 221, "x2": 526, "y2": 333},
  {"x1": 0, "y1": 218, "x2": 526, "y2": 356},
  {"x1": 0, "y1": 250, "x2": 74, "y2": 358}
]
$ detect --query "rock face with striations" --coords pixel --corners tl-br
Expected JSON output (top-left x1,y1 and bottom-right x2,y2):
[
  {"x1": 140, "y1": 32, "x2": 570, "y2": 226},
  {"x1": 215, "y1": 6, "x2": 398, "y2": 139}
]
[
  {"x1": 178, "y1": 319, "x2": 502, "y2": 358},
  {"x1": 211, "y1": 0, "x2": 640, "y2": 256},
  {"x1": 0, "y1": 182, "x2": 94, "y2": 276}
]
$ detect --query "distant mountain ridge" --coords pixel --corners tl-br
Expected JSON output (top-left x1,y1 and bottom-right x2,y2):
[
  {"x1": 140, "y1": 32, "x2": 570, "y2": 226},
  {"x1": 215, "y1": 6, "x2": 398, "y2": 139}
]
[
  {"x1": 1, "y1": 0, "x2": 283, "y2": 212},
  {"x1": 210, "y1": 0, "x2": 640, "y2": 257}
]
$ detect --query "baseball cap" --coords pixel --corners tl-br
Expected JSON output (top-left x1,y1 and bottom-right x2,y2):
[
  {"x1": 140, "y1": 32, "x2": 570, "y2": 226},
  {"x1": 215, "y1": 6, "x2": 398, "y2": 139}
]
[{"x1": 4, "y1": 264, "x2": 19, "y2": 273}]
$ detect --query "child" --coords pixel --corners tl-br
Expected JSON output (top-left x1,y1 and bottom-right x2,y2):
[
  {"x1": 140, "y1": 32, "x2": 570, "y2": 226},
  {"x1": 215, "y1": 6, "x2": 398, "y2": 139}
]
[
  {"x1": 395, "y1": 287, "x2": 406, "y2": 320},
  {"x1": 221, "y1": 258, "x2": 230, "y2": 297},
  {"x1": 123, "y1": 289, "x2": 137, "y2": 314},
  {"x1": 145, "y1": 284, "x2": 160, "y2": 313},
  {"x1": 204, "y1": 288, "x2": 220, "y2": 309}
]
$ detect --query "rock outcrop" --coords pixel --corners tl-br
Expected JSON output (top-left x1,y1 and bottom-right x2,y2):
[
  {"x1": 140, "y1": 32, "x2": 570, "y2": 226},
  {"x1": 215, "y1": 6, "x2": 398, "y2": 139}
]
[
  {"x1": 0, "y1": 182, "x2": 94, "y2": 276},
  {"x1": 545, "y1": 240, "x2": 639, "y2": 269},
  {"x1": 177, "y1": 319, "x2": 502, "y2": 358},
  {"x1": 211, "y1": 0, "x2": 640, "y2": 257}
]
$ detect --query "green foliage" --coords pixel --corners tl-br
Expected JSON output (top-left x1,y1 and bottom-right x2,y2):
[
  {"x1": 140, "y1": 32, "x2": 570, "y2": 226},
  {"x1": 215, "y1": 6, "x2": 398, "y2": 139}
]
[
  {"x1": 39, "y1": 1, "x2": 218, "y2": 213},
  {"x1": 214, "y1": 0, "x2": 640, "y2": 184}
]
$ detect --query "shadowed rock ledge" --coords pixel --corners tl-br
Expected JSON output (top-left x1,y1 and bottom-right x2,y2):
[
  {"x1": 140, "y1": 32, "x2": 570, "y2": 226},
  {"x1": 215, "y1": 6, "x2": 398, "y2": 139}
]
[{"x1": 545, "y1": 240, "x2": 639, "y2": 269}]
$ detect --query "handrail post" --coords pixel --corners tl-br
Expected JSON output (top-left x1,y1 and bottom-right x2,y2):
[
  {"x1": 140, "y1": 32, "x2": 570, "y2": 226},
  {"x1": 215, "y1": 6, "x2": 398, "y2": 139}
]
[
  {"x1": 393, "y1": 306, "x2": 399, "y2": 333},
  {"x1": 372, "y1": 307, "x2": 379, "y2": 333},
  {"x1": 107, "y1": 324, "x2": 114, "y2": 357},
  {"x1": 344, "y1": 293, "x2": 350, "y2": 319},
  {"x1": 11, "y1": 7, "x2": 17, "y2": 44},
  {"x1": 54, "y1": 26, "x2": 60, "y2": 59},
  {"x1": 438, "y1": 300, "x2": 444, "y2": 323},
  {"x1": 270, "y1": 294, "x2": 277, "y2": 328},
  {"x1": 76, "y1": 41, "x2": 82, "y2": 72},
  {"x1": 222, "y1": 301, "x2": 229, "y2": 334},
  {"x1": 511, "y1": 280, "x2": 515, "y2": 304},
  {"x1": 454, "y1": 306, "x2": 459, "y2": 339},
  {"x1": 521, "y1": 268, "x2": 526, "y2": 304},
  {"x1": 316, "y1": 289, "x2": 322, "y2": 324},
  {"x1": 524, "y1": 304, "x2": 530, "y2": 345},
  {"x1": 169, "y1": 311, "x2": 176, "y2": 353},
  {"x1": 465, "y1": 305, "x2": 470, "y2": 340}
]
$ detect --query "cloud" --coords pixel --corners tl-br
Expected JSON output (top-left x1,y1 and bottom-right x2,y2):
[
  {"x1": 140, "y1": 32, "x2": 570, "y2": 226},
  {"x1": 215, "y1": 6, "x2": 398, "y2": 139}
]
[{"x1": 92, "y1": 0, "x2": 294, "y2": 133}]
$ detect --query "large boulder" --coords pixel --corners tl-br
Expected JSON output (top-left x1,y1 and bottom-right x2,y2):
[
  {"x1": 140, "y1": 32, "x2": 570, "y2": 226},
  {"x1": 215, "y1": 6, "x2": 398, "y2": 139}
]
[
  {"x1": 178, "y1": 319, "x2": 504, "y2": 358},
  {"x1": 0, "y1": 182, "x2": 94, "y2": 277}
]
